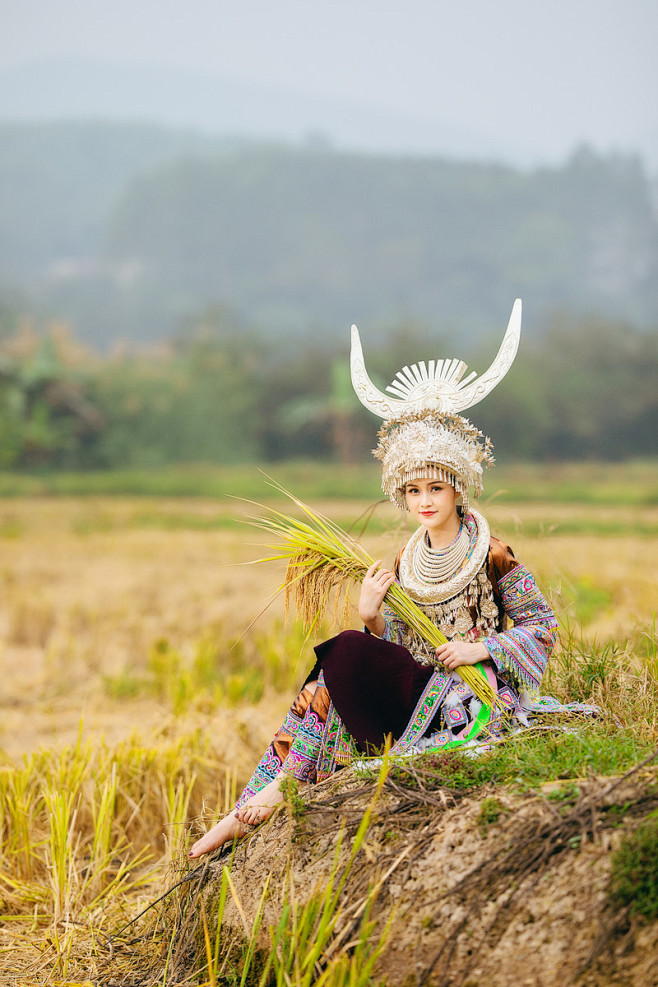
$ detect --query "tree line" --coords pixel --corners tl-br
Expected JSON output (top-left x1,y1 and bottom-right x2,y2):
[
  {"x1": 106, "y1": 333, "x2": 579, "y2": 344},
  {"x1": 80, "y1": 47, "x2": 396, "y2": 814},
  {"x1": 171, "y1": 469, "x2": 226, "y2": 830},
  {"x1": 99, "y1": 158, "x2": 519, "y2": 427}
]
[{"x1": 0, "y1": 313, "x2": 655, "y2": 471}]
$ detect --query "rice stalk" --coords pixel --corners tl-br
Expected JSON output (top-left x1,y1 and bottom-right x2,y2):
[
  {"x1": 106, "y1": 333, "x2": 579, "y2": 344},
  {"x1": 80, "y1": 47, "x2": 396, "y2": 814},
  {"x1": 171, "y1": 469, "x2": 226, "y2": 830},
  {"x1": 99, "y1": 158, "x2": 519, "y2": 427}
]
[
  {"x1": 0, "y1": 727, "x2": 239, "y2": 978},
  {"x1": 242, "y1": 480, "x2": 497, "y2": 708},
  {"x1": 46, "y1": 787, "x2": 78, "y2": 926}
]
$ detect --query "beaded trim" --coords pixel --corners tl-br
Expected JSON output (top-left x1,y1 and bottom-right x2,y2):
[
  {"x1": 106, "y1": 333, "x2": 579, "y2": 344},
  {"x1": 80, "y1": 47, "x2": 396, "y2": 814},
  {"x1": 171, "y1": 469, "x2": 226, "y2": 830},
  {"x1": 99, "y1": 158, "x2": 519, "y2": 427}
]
[
  {"x1": 401, "y1": 573, "x2": 500, "y2": 665},
  {"x1": 374, "y1": 411, "x2": 494, "y2": 512}
]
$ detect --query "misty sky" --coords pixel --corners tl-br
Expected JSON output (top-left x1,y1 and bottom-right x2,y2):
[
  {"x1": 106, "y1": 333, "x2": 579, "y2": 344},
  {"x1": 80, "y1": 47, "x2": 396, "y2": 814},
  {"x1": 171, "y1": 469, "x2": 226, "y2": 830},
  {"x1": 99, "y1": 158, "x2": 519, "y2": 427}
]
[{"x1": 2, "y1": 0, "x2": 657, "y2": 164}]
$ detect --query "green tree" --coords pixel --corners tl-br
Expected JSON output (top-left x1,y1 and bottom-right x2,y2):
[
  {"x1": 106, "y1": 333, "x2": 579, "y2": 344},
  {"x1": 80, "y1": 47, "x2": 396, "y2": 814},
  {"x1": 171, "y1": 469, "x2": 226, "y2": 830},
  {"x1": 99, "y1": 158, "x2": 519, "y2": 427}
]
[{"x1": 0, "y1": 330, "x2": 103, "y2": 468}]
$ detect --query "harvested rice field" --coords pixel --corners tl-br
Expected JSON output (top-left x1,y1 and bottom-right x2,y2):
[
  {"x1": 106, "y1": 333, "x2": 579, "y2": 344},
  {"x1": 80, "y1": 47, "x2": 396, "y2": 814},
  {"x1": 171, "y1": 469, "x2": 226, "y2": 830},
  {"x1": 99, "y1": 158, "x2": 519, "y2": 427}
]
[{"x1": 0, "y1": 480, "x2": 656, "y2": 984}]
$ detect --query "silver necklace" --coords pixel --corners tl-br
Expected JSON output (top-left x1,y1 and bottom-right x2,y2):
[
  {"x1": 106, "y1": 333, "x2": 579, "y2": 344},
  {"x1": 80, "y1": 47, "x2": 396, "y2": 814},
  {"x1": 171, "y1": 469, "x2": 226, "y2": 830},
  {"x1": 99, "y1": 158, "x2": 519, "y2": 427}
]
[
  {"x1": 412, "y1": 524, "x2": 470, "y2": 583},
  {"x1": 400, "y1": 510, "x2": 491, "y2": 605}
]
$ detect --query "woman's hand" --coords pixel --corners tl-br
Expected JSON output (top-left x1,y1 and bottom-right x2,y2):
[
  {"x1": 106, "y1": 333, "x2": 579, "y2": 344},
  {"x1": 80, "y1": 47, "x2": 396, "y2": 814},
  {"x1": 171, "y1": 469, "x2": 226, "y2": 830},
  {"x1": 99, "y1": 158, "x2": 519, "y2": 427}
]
[
  {"x1": 435, "y1": 640, "x2": 489, "y2": 670},
  {"x1": 358, "y1": 561, "x2": 396, "y2": 636}
]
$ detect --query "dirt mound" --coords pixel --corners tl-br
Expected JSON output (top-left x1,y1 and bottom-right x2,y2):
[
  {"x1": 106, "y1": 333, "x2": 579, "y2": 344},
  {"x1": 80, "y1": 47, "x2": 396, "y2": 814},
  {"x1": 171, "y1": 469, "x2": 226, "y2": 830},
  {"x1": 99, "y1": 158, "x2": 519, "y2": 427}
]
[{"x1": 169, "y1": 760, "x2": 658, "y2": 986}]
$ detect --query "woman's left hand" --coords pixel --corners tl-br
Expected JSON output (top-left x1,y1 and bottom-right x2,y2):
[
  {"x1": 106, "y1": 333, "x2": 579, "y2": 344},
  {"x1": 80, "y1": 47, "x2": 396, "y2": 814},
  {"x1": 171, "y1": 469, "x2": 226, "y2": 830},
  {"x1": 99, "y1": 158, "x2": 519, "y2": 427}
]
[{"x1": 435, "y1": 641, "x2": 489, "y2": 670}]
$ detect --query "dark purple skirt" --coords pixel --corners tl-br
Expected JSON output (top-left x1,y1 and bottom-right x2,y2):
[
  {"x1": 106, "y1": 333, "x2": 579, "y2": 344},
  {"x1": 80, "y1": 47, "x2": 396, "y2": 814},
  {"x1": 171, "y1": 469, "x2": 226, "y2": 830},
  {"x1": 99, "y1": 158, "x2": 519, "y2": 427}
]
[{"x1": 311, "y1": 630, "x2": 435, "y2": 753}]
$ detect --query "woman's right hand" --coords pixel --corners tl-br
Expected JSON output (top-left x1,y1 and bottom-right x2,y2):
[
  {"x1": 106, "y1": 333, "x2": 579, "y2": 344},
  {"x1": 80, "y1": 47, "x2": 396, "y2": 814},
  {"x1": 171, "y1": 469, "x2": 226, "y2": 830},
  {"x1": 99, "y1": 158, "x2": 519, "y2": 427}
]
[{"x1": 358, "y1": 561, "x2": 396, "y2": 632}]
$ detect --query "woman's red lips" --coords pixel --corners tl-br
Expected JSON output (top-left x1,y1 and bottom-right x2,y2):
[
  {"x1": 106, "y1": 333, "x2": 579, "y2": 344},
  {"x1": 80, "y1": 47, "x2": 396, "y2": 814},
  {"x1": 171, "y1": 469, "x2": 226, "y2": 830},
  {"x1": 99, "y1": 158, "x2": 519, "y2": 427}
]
[{"x1": 420, "y1": 511, "x2": 435, "y2": 516}]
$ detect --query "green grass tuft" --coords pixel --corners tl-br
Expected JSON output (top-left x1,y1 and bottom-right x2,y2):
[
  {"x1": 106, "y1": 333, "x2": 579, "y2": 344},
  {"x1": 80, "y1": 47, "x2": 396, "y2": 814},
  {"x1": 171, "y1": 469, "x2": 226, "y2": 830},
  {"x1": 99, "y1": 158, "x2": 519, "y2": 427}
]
[
  {"x1": 102, "y1": 620, "x2": 314, "y2": 713},
  {"x1": 476, "y1": 796, "x2": 506, "y2": 835},
  {"x1": 609, "y1": 813, "x2": 658, "y2": 920},
  {"x1": 391, "y1": 723, "x2": 655, "y2": 793}
]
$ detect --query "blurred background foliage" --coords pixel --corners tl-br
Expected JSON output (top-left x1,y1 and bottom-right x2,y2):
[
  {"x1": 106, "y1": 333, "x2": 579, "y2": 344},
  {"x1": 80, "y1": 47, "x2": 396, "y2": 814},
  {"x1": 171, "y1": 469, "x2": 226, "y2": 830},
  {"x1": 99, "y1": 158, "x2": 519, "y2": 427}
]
[
  {"x1": 0, "y1": 310, "x2": 655, "y2": 471},
  {"x1": 0, "y1": 121, "x2": 656, "y2": 473}
]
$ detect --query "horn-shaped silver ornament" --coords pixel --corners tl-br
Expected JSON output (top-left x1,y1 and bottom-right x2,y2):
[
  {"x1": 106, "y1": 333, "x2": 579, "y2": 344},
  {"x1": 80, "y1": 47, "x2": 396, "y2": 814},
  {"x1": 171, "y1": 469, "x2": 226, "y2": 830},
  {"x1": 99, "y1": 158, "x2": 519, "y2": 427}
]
[{"x1": 350, "y1": 299, "x2": 522, "y2": 419}]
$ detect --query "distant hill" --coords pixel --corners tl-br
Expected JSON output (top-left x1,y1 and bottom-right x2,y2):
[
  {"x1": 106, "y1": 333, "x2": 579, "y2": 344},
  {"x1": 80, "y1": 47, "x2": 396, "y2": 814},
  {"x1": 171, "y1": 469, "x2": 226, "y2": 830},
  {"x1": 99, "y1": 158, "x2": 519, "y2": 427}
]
[
  {"x1": 0, "y1": 122, "x2": 656, "y2": 344},
  {"x1": 0, "y1": 57, "x2": 518, "y2": 162},
  {"x1": 0, "y1": 120, "x2": 227, "y2": 275}
]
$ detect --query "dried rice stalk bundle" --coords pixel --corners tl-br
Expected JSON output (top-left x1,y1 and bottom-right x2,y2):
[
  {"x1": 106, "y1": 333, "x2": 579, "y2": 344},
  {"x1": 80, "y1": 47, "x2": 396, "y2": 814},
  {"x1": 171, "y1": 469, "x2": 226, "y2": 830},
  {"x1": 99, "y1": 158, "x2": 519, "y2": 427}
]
[
  {"x1": 244, "y1": 479, "x2": 497, "y2": 709},
  {"x1": 285, "y1": 550, "x2": 367, "y2": 629}
]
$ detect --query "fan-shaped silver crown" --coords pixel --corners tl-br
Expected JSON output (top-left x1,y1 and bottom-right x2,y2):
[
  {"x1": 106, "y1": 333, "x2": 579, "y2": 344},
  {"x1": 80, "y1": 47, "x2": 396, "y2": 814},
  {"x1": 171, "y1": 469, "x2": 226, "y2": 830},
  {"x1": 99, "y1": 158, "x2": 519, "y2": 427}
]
[{"x1": 351, "y1": 299, "x2": 522, "y2": 419}]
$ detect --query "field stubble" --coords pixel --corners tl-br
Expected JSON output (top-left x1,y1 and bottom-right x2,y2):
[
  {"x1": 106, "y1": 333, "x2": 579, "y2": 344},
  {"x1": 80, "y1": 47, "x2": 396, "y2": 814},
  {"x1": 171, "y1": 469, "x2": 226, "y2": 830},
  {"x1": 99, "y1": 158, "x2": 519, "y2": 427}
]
[
  {"x1": 0, "y1": 490, "x2": 656, "y2": 982},
  {"x1": 0, "y1": 495, "x2": 654, "y2": 760}
]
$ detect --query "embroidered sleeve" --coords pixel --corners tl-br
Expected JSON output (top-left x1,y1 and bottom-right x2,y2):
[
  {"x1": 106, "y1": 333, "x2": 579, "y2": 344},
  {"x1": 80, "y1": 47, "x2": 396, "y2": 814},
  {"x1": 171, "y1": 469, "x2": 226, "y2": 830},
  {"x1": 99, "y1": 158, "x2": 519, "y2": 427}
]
[
  {"x1": 482, "y1": 564, "x2": 558, "y2": 693},
  {"x1": 379, "y1": 601, "x2": 407, "y2": 646}
]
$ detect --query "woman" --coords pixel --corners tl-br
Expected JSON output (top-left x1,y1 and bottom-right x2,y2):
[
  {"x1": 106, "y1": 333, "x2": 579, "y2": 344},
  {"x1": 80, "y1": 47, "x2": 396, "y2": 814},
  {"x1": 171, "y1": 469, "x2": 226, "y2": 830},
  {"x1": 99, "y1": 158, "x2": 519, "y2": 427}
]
[{"x1": 189, "y1": 301, "x2": 590, "y2": 858}]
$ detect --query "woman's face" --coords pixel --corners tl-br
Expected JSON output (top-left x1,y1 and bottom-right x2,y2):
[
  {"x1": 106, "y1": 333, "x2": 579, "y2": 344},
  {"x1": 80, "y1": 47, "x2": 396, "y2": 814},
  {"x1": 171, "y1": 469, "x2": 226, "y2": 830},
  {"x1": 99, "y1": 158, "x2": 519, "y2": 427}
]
[{"x1": 404, "y1": 478, "x2": 460, "y2": 543}]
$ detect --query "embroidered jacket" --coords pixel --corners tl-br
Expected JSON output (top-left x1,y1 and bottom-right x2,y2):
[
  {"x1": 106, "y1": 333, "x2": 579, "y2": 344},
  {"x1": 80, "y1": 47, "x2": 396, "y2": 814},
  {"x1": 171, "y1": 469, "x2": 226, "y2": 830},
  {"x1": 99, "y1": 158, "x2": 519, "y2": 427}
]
[{"x1": 380, "y1": 535, "x2": 558, "y2": 698}]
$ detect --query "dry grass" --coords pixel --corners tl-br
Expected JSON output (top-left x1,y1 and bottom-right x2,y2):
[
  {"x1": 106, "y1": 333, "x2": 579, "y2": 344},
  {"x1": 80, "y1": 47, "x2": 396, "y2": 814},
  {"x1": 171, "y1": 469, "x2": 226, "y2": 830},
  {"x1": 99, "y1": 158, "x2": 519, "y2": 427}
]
[
  {"x1": 0, "y1": 498, "x2": 290, "y2": 760},
  {"x1": 0, "y1": 492, "x2": 655, "y2": 982},
  {"x1": 0, "y1": 730, "x2": 233, "y2": 980},
  {"x1": 0, "y1": 495, "x2": 653, "y2": 758}
]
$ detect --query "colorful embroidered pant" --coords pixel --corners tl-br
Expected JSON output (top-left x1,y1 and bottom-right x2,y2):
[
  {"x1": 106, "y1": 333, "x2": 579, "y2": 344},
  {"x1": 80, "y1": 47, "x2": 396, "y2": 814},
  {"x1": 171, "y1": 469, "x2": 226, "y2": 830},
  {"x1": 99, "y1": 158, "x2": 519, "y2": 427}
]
[
  {"x1": 236, "y1": 630, "x2": 437, "y2": 807},
  {"x1": 235, "y1": 670, "x2": 331, "y2": 807}
]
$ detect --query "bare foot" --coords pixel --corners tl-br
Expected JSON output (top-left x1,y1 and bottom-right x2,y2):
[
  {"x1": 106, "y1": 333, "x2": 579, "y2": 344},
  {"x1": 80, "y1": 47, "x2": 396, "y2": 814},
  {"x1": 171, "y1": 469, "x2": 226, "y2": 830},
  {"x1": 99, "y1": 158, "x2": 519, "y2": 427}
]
[
  {"x1": 188, "y1": 811, "x2": 247, "y2": 858},
  {"x1": 235, "y1": 777, "x2": 285, "y2": 827},
  {"x1": 188, "y1": 777, "x2": 286, "y2": 858}
]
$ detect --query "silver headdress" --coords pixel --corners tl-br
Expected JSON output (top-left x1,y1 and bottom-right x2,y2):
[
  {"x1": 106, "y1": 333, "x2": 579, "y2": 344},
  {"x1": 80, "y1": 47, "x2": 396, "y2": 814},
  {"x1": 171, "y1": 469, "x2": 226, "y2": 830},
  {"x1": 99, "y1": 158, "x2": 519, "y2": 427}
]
[{"x1": 350, "y1": 299, "x2": 522, "y2": 510}]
